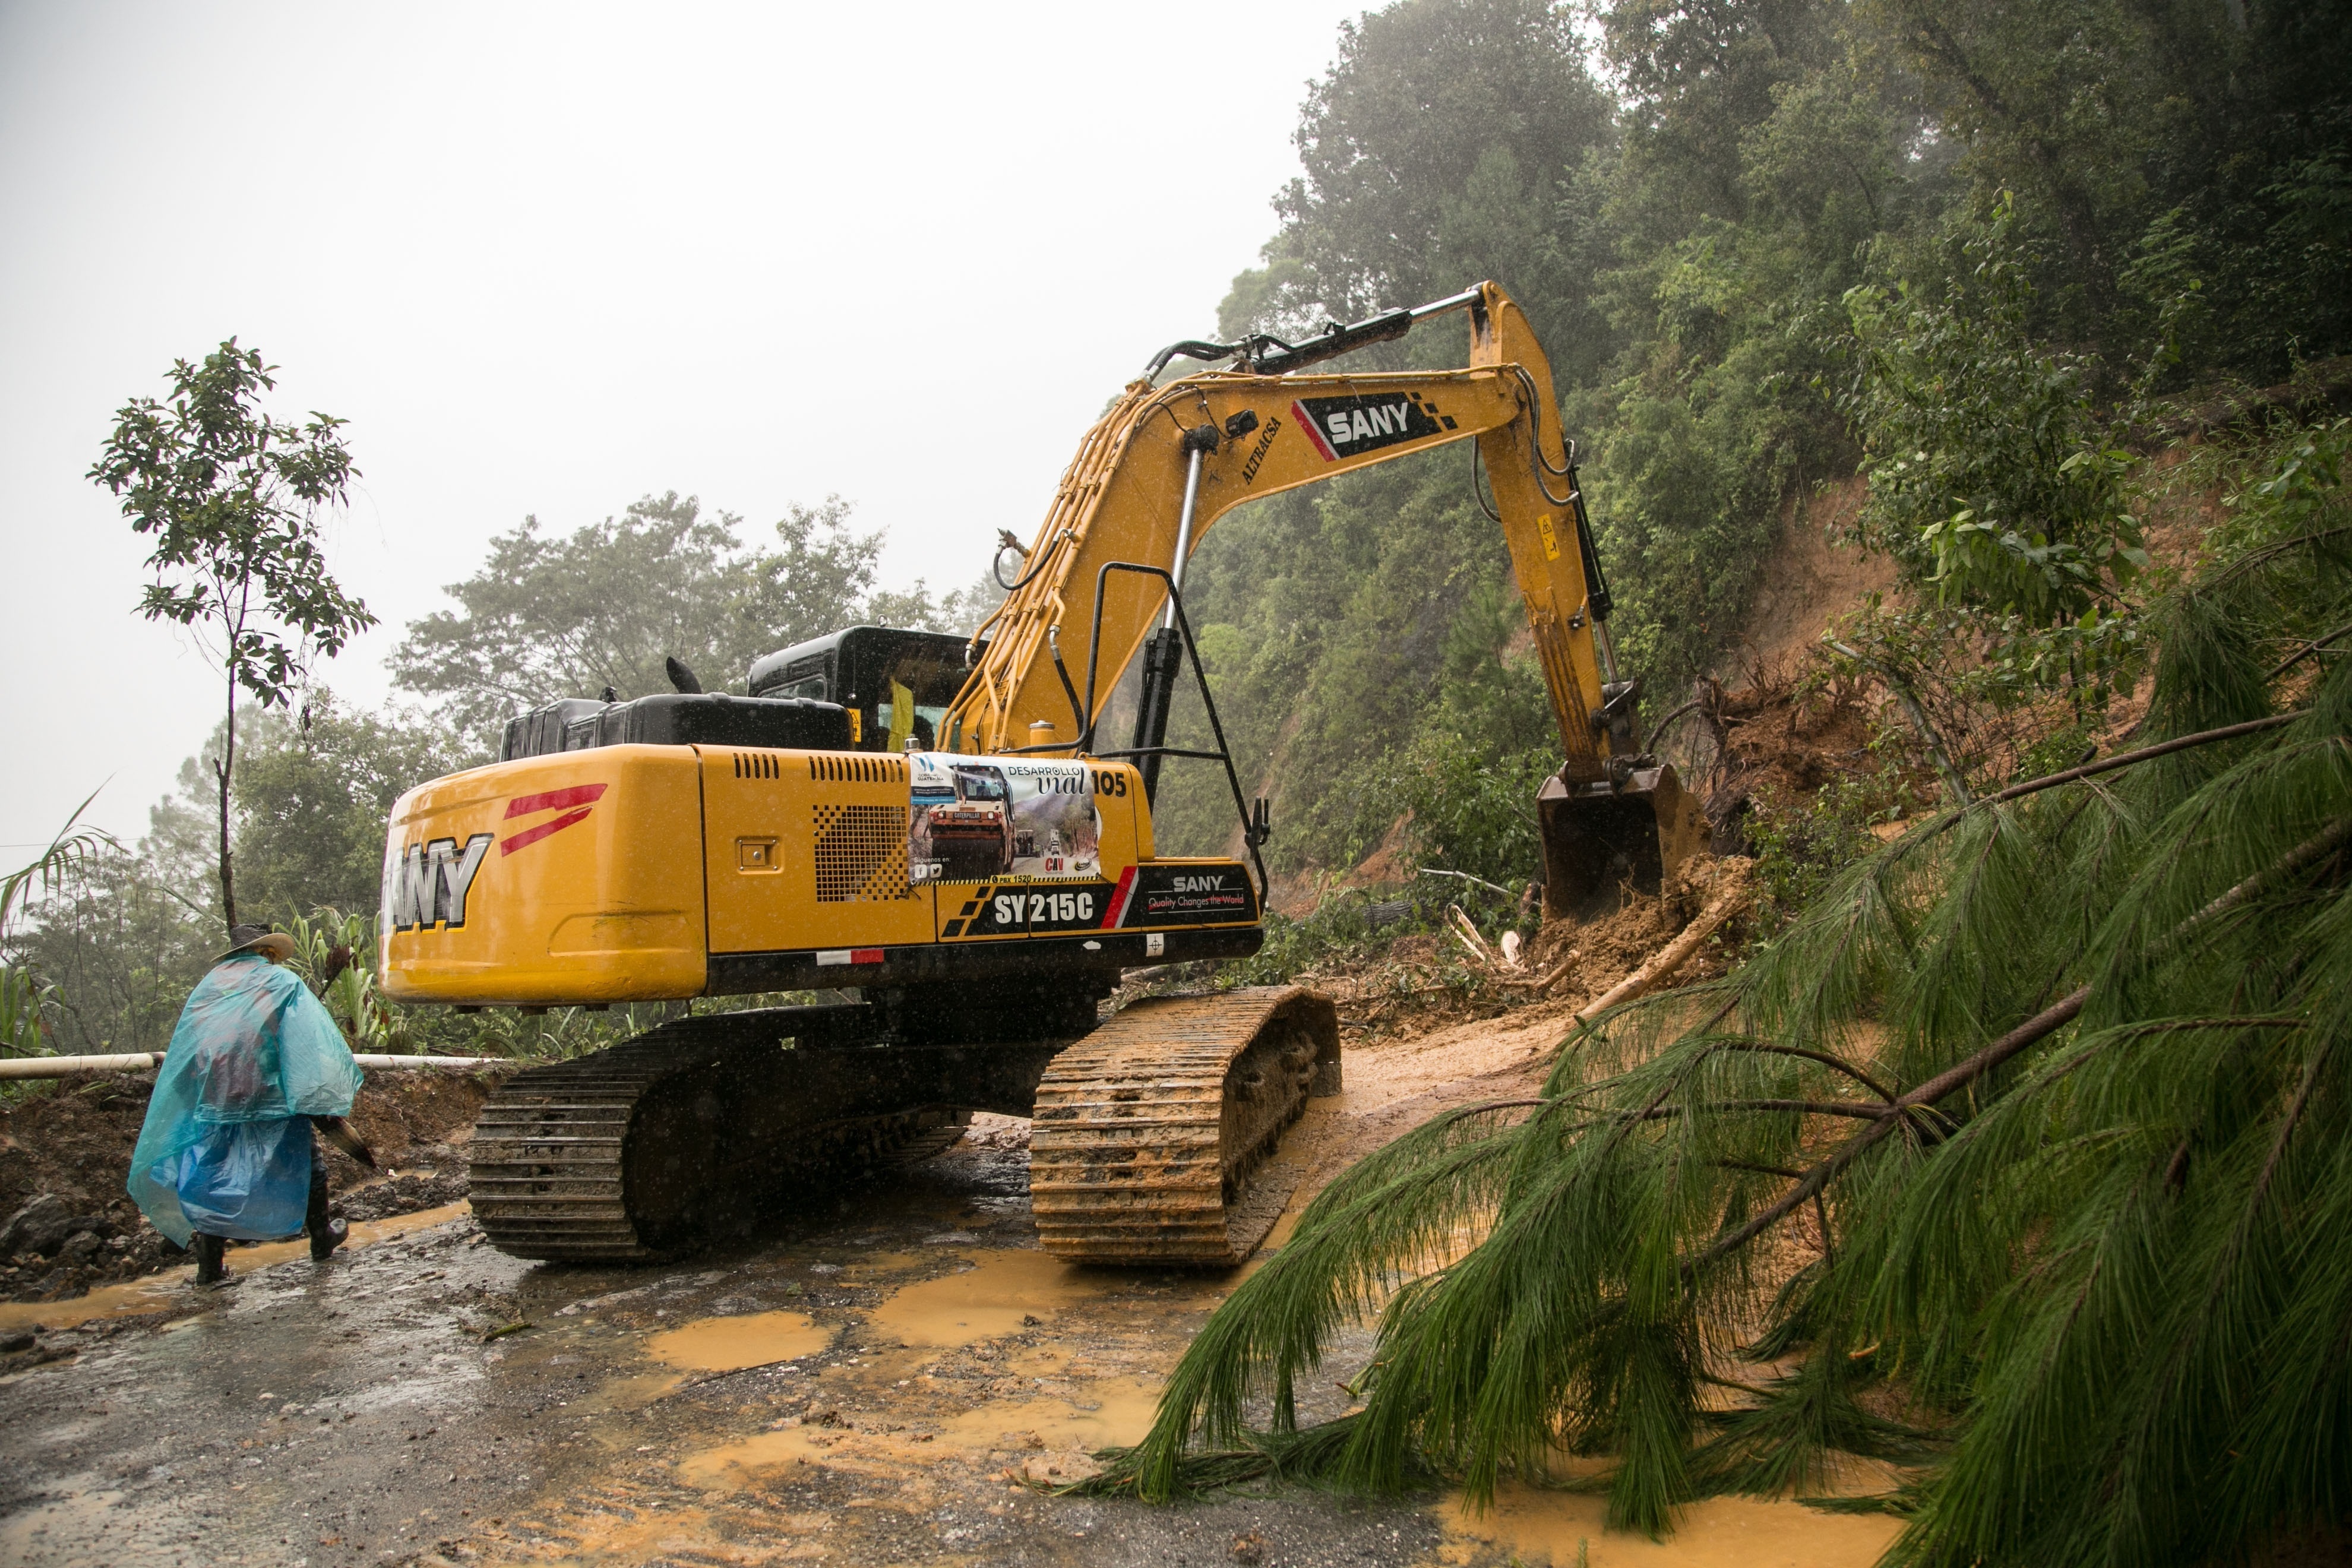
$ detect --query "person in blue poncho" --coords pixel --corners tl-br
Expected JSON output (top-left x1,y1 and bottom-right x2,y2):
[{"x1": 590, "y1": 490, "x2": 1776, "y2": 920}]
[{"x1": 128, "y1": 924, "x2": 377, "y2": 1286}]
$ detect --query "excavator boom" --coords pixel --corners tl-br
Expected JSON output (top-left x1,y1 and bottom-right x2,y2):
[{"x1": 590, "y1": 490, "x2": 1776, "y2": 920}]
[{"x1": 948, "y1": 281, "x2": 1702, "y2": 917}]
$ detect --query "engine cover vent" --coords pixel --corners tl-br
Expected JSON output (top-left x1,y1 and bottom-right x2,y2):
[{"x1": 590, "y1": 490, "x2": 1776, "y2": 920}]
[{"x1": 813, "y1": 804, "x2": 911, "y2": 902}]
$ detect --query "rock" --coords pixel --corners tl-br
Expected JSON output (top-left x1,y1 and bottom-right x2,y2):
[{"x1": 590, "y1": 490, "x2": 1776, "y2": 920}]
[
  {"x1": 1, "y1": 1194, "x2": 83, "y2": 1258},
  {"x1": 58, "y1": 1231, "x2": 103, "y2": 1264},
  {"x1": 0, "y1": 1330, "x2": 34, "y2": 1354},
  {"x1": 1230, "y1": 1530, "x2": 1266, "y2": 1565}
]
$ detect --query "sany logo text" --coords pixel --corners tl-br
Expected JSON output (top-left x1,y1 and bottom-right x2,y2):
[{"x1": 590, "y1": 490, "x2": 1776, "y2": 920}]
[
  {"x1": 385, "y1": 783, "x2": 608, "y2": 933},
  {"x1": 385, "y1": 834, "x2": 492, "y2": 932},
  {"x1": 1292, "y1": 391, "x2": 1451, "y2": 461}
]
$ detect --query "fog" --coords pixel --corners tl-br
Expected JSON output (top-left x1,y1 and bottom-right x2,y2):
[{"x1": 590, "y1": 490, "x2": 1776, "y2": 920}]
[{"x1": 0, "y1": 1, "x2": 1361, "y2": 845}]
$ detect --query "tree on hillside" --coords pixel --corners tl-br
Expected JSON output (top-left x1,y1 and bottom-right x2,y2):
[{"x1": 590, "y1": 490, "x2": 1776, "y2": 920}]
[
  {"x1": 89, "y1": 341, "x2": 375, "y2": 932},
  {"x1": 391, "y1": 492, "x2": 995, "y2": 750},
  {"x1": 1224, "y1": 0, "x2": 1616, "y2": 369}
]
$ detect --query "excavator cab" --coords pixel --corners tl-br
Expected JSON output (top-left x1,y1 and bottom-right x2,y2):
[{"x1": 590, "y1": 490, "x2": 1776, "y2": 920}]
[{"x1": 748, "y1": 627, "x2": 983, "y2": 753}]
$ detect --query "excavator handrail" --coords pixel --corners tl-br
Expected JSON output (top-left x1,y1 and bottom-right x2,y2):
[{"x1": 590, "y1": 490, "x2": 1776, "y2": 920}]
[{"x1": 1076, "y1": 559, "x2": 1269, "y2": 904}]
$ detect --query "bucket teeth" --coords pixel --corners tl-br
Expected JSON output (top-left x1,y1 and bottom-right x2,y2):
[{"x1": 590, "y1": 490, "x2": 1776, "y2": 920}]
[{"x1": 1030, "y1": 986, "x2": 1341, "y2": 1267}]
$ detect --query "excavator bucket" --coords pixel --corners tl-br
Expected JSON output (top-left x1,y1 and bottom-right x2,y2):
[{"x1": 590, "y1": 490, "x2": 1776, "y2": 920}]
[{"x1": 1537, "y1": 763, "x2": 1712, "y2": 922}]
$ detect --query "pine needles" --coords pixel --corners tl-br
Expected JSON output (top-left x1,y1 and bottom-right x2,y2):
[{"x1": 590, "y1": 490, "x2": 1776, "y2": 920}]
[{"x1": 1111, "y1": 423, "x2": 2352, "y2": 1566}]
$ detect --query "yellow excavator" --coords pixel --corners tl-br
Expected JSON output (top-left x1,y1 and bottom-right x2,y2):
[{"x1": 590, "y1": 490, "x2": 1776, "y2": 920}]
[{"x1": 378, "y1": 282, "x2": 1705, "y2": 1267}]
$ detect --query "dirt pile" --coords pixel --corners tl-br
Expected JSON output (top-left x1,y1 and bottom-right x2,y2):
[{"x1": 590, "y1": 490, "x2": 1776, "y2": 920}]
[{"x1": 0, "y1": 1062, "x2": 510, "y2": 1303}]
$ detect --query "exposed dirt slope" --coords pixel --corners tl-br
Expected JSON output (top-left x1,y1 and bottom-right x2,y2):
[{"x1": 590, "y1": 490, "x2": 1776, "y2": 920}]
[{"x1": 0, "y1": 1063, "x2": 508, "y2": 1302}]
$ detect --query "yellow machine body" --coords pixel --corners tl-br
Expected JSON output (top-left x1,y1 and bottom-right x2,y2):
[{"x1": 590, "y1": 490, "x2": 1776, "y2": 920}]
[
  {"x1": 380, "y1": 745, "x2": 1256, "y2": 1008},
  {"x1": 377, "y1": 279, "x2": 1696, "y2": 1268}
]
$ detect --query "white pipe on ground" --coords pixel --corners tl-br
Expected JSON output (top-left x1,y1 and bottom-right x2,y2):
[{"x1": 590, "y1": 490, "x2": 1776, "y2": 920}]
[{"x1": 0, "y1": 1051, "x2": 506, "y2": 1081}]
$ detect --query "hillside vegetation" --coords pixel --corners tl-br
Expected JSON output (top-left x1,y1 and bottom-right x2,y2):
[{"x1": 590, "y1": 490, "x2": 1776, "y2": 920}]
[{"x1": 1146, "y1": 0, "x2": 2350, "y2": 892}]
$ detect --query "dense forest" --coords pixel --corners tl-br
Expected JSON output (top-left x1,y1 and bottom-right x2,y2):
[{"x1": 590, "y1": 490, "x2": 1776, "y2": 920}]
[{"x1": 1146, "y1": 0, "x2": 2351, "y2": 880}]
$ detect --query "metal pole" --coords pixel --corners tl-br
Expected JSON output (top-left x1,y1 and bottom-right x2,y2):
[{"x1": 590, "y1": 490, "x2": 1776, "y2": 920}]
[
  {"x1": 1163, "y1": 445, "x2": 1206, "y2": 630},
  {"x1": 0, "y1": 1051, "x2": 509, "y2": 1080}
]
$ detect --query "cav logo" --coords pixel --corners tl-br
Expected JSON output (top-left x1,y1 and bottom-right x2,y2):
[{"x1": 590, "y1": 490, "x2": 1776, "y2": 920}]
[{"x1": 385, "y1": 783, "x2": 608, "y2": 932}]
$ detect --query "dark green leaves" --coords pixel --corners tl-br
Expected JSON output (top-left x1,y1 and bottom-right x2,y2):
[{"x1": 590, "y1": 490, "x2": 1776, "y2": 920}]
[{"x1": 90, "y1": 339, "x2": 374, "y2": 712}]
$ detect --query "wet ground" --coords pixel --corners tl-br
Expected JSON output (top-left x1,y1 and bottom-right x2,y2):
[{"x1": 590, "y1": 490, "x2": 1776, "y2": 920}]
[{"x1": 0, "y1": 1016, "x2": 1904, "y2": 1568}]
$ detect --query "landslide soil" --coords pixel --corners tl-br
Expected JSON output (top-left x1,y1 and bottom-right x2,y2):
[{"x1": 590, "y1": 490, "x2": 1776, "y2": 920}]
[{"x1": 0, "y1": 1066, "x2": 508, "y2": 1304}]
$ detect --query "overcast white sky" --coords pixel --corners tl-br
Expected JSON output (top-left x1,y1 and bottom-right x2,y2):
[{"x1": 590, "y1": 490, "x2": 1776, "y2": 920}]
[{"x1": 0, "y1": 1, "x2": 1368, "y2": 849}]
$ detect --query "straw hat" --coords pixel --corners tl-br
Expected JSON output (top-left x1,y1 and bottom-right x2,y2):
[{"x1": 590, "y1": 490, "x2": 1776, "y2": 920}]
[{"x1": 219, "y1": 924, "x2": 298, "y2": 964}]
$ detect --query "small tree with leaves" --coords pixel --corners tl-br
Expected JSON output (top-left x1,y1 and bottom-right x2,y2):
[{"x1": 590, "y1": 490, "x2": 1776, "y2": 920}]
[{"x1": 90, "y1": 341, "x2": 375, "y2": 932}]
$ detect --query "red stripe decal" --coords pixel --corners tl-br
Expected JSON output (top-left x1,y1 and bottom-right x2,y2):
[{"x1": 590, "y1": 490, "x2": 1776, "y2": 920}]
[
  {"x1": 500, "y1": 806, "x2": 593, "y2": 856},
  {"x1": 1103, "y1": 865, "x2": 1138, "y2": 927},
  {"x1": 504, "y1": 783, "x2": 608, "y2": 818},
  {"x1": 850, "y1": 947, "x2": 885, "y2": 965},
  {"x1": 1293, "y1": 401, "x2": 1338, "y2": 461}
]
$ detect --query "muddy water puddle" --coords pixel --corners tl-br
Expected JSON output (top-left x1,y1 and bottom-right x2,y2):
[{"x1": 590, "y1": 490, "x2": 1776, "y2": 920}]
[
  {"x1": 1436, "y1": 1482, "x2": 1904, "y2": 1566},
  {"x1": 647, "y1": 1310, "x2": 833, "y2": 1373},
  {"x1": 868, "y1": 1245, "x2": 1105, "y2": 1348}
]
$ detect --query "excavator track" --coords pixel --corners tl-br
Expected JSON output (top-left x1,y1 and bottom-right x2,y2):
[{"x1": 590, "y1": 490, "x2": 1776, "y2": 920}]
[
  {"x1": 1029, "y1": 986, "x2": 1341, "y2": 1266},
  {"x1": 469, "y1": 1013, "x2": 982, "y2": 1263}
]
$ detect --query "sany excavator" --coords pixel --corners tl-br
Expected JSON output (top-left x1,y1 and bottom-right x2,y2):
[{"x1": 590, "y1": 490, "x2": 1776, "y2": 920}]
[{"x1": 378, "y1": 282, "x2": 1705, "y2": 1267}]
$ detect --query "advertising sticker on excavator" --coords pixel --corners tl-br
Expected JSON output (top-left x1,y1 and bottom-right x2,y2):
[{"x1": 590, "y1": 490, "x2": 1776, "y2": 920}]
[{"x1": 379, "y1": 281, "x2": 1693, "y2": 1270}]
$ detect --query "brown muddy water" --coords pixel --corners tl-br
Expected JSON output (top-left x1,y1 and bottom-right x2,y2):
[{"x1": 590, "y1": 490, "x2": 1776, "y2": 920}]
[{"x1": 0, "y1": 1023, "x2": 1903, "y2": 1568}]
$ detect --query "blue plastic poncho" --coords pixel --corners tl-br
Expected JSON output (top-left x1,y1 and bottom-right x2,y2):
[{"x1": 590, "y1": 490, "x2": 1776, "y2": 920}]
[{"x1": 127, "y1": 954, "x2": 364, "y2": 1245}]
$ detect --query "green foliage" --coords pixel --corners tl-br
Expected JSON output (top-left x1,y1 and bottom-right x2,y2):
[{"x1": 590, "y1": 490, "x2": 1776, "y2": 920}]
[
  {"x1": 1860, "y1": 0, "x2": 2352, "y2": 375},
  {"x1": 88, "y1": 340, "x2": 375, "y2": 928},
  {"x1": 1112, "y1": 424, "x2": 2352, "y2": 1566},
  {"x1": 1238, "y1": 0, "x2": 1615, "y2": 366},
  {"x1": 0, "y1": 799, "x2": 117, "y2": 1058},
  {"x1": 1746, "y1": 762, "x2": 1909, "y2": 916},
  {"x1": 1217, "y1": 890, "x2": 1447, "y2": 991},
  {"x1": 1379, "y1": 584, "x2": 1561, "y2": 889},
  {"x1": 1841, "y1": 198, "x2": 2148, "y2": 625},
  {"x1": 1161, "y1": 0, "x2": 2348, "y2": 888}
]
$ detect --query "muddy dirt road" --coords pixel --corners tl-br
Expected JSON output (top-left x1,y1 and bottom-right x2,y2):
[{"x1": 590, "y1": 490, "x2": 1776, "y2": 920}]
[{"x1": 0, "y1": 1014, "x2": 1903, "y2": 1568}]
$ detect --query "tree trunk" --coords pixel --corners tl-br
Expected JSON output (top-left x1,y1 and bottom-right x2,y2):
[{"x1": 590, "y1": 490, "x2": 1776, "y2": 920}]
[{"x1": 214, "y1": 679, "x2": 237, "y2": 931}]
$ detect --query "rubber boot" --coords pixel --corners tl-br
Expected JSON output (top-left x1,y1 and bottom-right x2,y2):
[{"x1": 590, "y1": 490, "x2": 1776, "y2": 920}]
[
  {"x1": 310, "y1": 1217, "x2": 350, "y2": 1262},
  {"x1": 306, "y1": 1147, "x2": 347, "y2": 1261},
  {"x1": 191, "y1": 1233, "x2": 229, "y2": 1286}
]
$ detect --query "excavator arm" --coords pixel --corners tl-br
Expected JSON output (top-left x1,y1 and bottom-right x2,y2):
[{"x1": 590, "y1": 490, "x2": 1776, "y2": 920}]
[{"x1": 946, "y1": 281, "x2": 1704, "y2": 918}]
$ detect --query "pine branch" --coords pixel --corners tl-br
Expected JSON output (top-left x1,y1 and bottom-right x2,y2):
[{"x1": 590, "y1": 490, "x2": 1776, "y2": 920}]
[
  {"x1": 1978, "y1": 713, "x2": 2301, "y2": 807},
  {"x1": 1719, "y1": 1041, "x2": 1899, "y2": 1103},
  {"x1": 1692, "y1": 813, "x2": 2350, "y2": 1276},
  {"x1": 2268, "y1": 621, "x2": 2352, "y2": 678},
  {"x1": 1688, "y1": 985, "x2": 2092, "y2": 1275}
]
